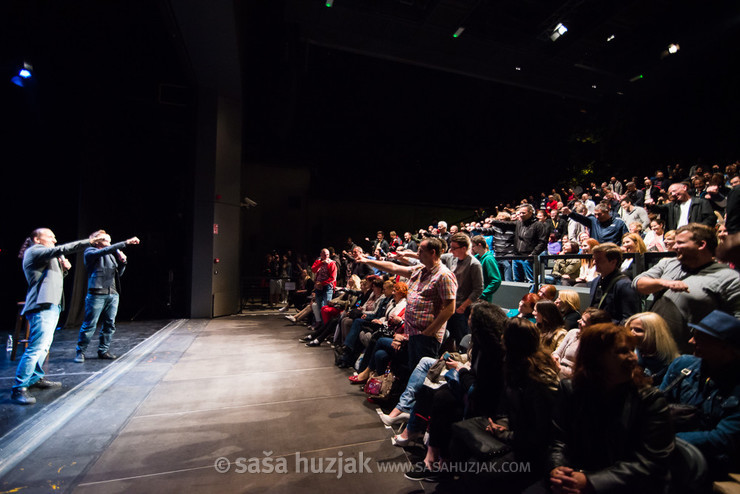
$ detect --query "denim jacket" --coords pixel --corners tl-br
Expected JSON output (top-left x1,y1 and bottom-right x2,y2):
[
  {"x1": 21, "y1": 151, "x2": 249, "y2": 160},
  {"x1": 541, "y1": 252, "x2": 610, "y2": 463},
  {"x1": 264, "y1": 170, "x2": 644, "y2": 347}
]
[{"x1": 660, "y1": 354, "x2": 740, "y2": 476}]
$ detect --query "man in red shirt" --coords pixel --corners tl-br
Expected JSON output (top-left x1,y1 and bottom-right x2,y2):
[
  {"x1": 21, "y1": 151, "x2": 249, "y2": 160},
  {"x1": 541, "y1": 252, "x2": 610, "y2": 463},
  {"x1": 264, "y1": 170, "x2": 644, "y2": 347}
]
[{"x1": 311, "y1": 248, "x2": 337, "y2": 309}]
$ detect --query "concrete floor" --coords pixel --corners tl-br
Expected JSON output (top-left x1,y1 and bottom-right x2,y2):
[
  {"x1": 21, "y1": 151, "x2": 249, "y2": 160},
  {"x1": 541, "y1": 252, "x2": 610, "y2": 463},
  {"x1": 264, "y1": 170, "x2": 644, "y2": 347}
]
[{"x1": 0, "y1": 314, "x2": 436, "y2": 494}]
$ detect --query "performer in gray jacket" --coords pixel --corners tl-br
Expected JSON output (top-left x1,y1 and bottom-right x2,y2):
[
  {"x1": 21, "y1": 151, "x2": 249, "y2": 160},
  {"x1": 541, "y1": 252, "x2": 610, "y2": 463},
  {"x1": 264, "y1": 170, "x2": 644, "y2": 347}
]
[
  {"x1": 74, "y1": 230, "x2": 140, "y2": 363},
  {"x1": 11, "y1": 228, "x2": 106, "y2": 405}
]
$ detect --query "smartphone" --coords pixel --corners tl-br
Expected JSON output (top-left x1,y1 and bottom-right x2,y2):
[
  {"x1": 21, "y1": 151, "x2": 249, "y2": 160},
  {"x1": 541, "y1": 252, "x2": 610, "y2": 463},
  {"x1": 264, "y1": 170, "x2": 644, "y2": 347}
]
[{"x1": 442, "y1": 352, "x2": 451, "y2": 361}]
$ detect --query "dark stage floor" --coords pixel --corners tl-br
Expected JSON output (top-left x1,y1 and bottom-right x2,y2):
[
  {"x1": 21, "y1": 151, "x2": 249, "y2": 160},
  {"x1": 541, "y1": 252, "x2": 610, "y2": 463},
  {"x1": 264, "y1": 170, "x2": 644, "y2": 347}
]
[{"x1": 0, "y1": 313, "x2": 443, "y2": 494}]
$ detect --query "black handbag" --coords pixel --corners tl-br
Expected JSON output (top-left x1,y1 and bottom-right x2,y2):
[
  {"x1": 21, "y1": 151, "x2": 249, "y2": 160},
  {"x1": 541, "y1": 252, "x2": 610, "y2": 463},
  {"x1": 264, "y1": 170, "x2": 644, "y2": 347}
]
[{"x1": 451, "y1": 417, "x2": 512, "y2": 459}]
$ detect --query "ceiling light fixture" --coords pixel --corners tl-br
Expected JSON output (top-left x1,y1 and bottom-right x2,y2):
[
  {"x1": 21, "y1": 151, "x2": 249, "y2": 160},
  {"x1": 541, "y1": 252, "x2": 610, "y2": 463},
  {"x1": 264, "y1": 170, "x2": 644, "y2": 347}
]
[
  {"x1": 667, "y1": 43, "x2": 680, "y2": 54},
  {"x1": 325, "y1": 0, "x2": 333, "y2": 7},
  {"x1": 550, "y1": 23, "x2": 568, "y2": 41},
  {"x1": 453, "y1": 27, "x2": 465, "y2": 38},
  {"x1": 606, "y1": 34, "x2": 615, "y2": 42}
]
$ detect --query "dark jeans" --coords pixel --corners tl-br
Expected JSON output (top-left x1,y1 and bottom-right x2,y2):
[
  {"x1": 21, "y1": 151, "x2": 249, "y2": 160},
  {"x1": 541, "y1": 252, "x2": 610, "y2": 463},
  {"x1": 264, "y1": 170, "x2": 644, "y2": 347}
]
[
  {"x1": 408, "y1": 334, "x2": 440, "y2": 372},
  {"x1": 446, "y1": 311, "x2": 470, "y2": 347},
  {"x1": 77, "y1": 292, "x2": 119, "y2": 353}
]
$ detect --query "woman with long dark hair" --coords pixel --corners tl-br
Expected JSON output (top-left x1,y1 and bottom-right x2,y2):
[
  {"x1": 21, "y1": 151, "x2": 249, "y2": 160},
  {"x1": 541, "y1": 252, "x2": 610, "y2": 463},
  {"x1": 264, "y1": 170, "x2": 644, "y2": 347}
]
[
  {"x1": 533, "y1": 300, "x2": 567, "y2": 353},
  {"x1": 525, "y1": 323, "x2": 674, "y2": 494}
]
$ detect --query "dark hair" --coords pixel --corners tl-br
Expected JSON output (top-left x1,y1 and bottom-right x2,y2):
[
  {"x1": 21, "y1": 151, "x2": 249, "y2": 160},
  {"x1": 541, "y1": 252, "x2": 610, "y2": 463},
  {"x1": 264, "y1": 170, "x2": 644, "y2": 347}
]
[
  {"x1": 18, "y1": 228, "x2": 44, "y2": 259},
  {"x1": 581, "y1": 307, "x2": 611, "y2": 326},
  {"x1": 449, "y1": 232, "x2": 471, "y2": 249},
  {"x1": 471, "y1": 235, "x2": 489, "y2": 249},
  {"x1": 535, "y1": 300, "x2": 564, "y2": 333},
  {"x1": 503, "y1": 318, "x2": 559, "y2": 388},
  {"x1": 573, "y1": 323, "x2": 650, "y2": 389},
  {"x1": 469, "y1": 301, "x2": 507, "y2": 356},
  {"x1": 676, "y1": 223, "x2": 718, "y2": 254},
  {"x1": 592, "y1": 242, "x2": 622, "y2": 263},
  {"x1": 424, "y1": 237, "x2": 444, "y2": 258}
]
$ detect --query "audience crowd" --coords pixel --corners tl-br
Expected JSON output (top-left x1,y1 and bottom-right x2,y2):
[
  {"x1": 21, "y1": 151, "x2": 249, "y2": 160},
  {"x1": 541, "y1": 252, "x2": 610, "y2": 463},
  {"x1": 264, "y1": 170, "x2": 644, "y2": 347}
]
[{"x1": 268, "y1": 163, "x2": 740, "y2": 492}]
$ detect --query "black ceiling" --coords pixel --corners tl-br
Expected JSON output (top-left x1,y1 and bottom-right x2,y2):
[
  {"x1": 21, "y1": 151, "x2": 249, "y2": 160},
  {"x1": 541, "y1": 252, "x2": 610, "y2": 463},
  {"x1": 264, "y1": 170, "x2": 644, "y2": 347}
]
[{"x1": 280, "y1": 0, "x2": 740, "y2": 102}]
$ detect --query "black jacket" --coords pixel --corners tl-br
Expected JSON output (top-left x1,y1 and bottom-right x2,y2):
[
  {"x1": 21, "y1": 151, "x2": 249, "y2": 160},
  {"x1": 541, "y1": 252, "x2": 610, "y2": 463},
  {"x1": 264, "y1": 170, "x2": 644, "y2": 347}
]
[
  {"x1": 648, "y1": 197, "x2": 717, "y2": 231},
  {"x1": 549, "y1": 381, "x2": 674, "y2": 493},
  {"x1": 515, "y1": 216, "x2": 548, "y2": 257},
  {"x1": 588, "y1": 271, "x2": 641, "y2": 325}
]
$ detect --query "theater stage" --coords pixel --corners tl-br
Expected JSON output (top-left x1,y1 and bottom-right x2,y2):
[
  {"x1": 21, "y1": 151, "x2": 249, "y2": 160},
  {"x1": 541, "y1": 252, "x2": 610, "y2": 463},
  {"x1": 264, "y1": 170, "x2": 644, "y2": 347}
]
[{"x1": 0, "y1": 315, "x2": 437, "y2": 493}]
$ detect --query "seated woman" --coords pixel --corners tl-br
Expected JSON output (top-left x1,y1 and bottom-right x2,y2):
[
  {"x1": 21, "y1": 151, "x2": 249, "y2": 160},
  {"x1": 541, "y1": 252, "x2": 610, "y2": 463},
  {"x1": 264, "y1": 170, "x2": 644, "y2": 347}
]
[
  {"x1": 299, "y1": 276, "x2": 364, "y2": 346},
  {"x1": 524, "y1": 323, "x2": 674, "y2": 494},
  {"x1": 552, "y1": 308, "x2": 610, "y2": 379},
  {"x1": 336, "y1": 279, "x2": 394, "y2": 366},
  {"x1": 573, "y1": 238, "x2": 599, "y2": 287},
  {"x1": 664, "y1": 229, "x2": 677, "y2": 251},
  {"x1": 282, "y1": 268, "x2": 314, "y2": 313},
  {"x1": 444, "y1": 317, "x2": 560, "y2": 489},
  {"x1": 506, "y1": 293, "x2": 540, "y2": 323},
  {"x1": 533, "y1": 300, "x2": 567, "y2": 353},
  {"x1": 390, "y1": 302, "x2": 507, "y2": 454},
  {"x1": 537, "y1": 284, "x2": 558, "y2": 302},
  {"x1": 644, "y1": 218, "x2": 667, "y2": 252},
  {"x1": 347, "y1": 282, "x2": 408, "y2": 382},
  {"x1": 625, "y1": 312, "x2": 679, "y2": 385},
  {"x1": 554, "y1": 289, "x2": 581, "y2": 330},
  {"x1": 548, "y1": 241, "x2": 581, "y2": 286},
  {"x1": 620, "y1": 233, "x2": 647, "y2": 279}
]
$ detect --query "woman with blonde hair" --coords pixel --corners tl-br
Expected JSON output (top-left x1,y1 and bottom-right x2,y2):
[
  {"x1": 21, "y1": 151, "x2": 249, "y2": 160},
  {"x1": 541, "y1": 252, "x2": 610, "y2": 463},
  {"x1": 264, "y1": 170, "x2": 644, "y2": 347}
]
[
  {"x1": 620, "y1": 233, "x2": 647, "y2": 278},
  {"x1": 554, "y1": 290, "x2": 581, "y2": 330},
  {"x1": 625, "y1": 312, "x2": 680, "y2": 384}
]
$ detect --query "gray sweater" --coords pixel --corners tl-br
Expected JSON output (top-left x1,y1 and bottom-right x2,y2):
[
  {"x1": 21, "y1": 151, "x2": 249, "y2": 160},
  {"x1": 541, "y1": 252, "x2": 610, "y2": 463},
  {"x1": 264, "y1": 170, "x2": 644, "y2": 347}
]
[{"x1": 441, "y1": 253, "x2": 483, "y2": 304}]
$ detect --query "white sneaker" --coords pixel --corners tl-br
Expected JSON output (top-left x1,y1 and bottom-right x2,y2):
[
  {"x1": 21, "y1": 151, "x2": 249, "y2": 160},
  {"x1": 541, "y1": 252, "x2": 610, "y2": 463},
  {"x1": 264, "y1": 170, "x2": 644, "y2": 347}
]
[
  {"x1": 285, "y1": 315, "x2": 296, "y2": 323},
  {"x1": 278, "y1": 306, "x2": 289, "y2": 313}
]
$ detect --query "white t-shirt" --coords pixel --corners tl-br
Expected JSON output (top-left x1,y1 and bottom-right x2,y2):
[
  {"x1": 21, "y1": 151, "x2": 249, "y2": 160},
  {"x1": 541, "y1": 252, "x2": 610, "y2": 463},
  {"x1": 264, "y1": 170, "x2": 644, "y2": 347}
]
[{"x1": 677, "y1": 199, "x2": 691, "y2": 228}]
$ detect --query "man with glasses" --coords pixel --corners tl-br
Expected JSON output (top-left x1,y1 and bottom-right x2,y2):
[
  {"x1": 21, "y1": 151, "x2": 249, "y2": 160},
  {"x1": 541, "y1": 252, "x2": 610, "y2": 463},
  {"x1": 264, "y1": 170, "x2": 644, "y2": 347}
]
[{"x1": 441, "y1": 233, "x2": 484, "y2": 347}]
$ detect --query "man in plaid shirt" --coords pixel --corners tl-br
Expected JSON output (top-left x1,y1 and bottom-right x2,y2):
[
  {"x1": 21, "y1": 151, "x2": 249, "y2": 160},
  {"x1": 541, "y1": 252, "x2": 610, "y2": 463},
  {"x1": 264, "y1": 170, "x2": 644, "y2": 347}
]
[{"x1": 356, "y1": 237, "x2": 457, "y2": 369}]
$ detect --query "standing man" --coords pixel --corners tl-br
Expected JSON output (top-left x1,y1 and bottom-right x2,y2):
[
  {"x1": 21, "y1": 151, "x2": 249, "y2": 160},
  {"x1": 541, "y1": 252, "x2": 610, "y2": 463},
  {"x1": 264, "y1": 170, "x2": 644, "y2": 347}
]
[
  {"x1": 645, "y1": 182, "x2": 716, "y2": 231},
  {"x1": 74, "y1": 230, "x2": 140, "y2": 363},
  {"x1": 441, "y1": 233, "x2": 484, "y2": 346},
  {"x1": 11, "y1": 228, "x2": 106, "y2": 405},
  {"x1": 356, "y1": 237, "x2": 457, "y2": 370},
  {"x1": 633, "y1": 223, "x2": 740, "y2": 352},
  {"x1": 561, "y1": 203, "x2": 629, "y2": 245},
  {"x1": 512, "y1": 204, "x2": 549, "y2": 282},
  {"x1": 471, "y1": 235, "x2": 502, "y2": 302},
  {"x1": 619, "y1": 196, "x2": 650, "y2": 230},
  {"x1": 311, "y1": 248, "x2": 337, "y2": 309}
]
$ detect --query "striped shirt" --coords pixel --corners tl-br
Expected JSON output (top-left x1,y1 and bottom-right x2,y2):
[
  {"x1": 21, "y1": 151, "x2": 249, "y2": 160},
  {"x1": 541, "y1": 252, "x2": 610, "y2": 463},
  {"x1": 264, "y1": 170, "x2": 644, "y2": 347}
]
[{"x1": 404, "y1": 262, "x2": 458, "y2": 342}]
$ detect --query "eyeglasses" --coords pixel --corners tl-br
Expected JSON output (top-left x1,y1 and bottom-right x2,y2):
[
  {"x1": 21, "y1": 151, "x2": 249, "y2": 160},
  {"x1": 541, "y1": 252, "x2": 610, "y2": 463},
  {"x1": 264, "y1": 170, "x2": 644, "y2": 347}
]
[{"x1": 449, "y1": 245, "x2": 464, "y2": 251}]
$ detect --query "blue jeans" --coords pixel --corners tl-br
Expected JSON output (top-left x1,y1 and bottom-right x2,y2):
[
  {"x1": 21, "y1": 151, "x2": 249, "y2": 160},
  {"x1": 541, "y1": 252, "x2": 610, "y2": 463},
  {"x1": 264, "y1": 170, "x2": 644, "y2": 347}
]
[
  {"x1": 498, "y1": 260, "x2": 513, "y2": 282},
  {"x1": 14, "y1": 305, "x2": 61, "y2": 390},
  {"x1": 408, "y1": 334, "x2": 440, "y2": 373},
  {"x1": 77, "y1": 292, "x2": 120, "y2": 353},
  {"x1": 396, "y1": 356, "x2": 436, "y2": 413},
  {"x1": 512, "y1": 259, "x2": 534, "y2": 282},
  {"x1": 315, "y1": 285, "x2": 333, "y2": 309},
  {"x1": 368, "y1": 337, "x2": 395, "y2": 373}
]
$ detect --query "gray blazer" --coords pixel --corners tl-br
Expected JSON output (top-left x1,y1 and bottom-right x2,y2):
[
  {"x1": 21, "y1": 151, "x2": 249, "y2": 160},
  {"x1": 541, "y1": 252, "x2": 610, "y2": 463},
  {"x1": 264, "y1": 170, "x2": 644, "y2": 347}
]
[{"x1": 22, "y1": 239, "x2": 91, "y2": 314}]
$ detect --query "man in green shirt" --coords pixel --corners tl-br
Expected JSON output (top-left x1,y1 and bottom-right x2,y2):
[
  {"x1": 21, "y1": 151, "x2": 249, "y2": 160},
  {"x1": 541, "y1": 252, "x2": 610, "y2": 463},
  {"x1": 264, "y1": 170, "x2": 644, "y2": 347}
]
[{"x1": 471, "y1": 235, "x2": 502, "y2": 302}]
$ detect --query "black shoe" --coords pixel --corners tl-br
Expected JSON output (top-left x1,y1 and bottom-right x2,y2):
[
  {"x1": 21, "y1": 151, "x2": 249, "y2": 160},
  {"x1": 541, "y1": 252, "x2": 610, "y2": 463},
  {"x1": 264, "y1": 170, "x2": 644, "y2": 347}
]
[
  {"x1": 336, "y1": 360, "x2": 351, "y2": 369},
  {"x1": 74, "y1": 351, "x2": 85, "y2": 363},
  {"x1": 404, "y1": 466, "x2": 442, "y2": 482},
  {"x1": 298, "y1": 335, "x2": 313, "y2": 343},
  {"x1": 29, "y1": 378, "x2": 62, "y2": 389},
  {"x1": 305, "y1": 339, "x2": 321, "y2": 347},
  {"x1": 10, "y1": 388, "x2": 36, "y2": 405},
  {"x1": 98, "y1": 351, "x2": 117, "y2": 360}
]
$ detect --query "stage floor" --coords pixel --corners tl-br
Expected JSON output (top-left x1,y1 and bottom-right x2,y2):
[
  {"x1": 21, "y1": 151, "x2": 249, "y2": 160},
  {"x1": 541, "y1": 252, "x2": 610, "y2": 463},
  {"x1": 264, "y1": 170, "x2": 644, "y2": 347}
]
[{"x1": 0, "y1": 314, "x2": 436, "y2": 493}]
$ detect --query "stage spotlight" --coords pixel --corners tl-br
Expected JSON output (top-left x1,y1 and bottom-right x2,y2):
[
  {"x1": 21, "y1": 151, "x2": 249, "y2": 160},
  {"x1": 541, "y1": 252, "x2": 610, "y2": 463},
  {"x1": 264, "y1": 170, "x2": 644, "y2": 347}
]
[
  {"x1": 550, "y1": 23, "x2": 568, "y2": 41},
  {"x1": 10, "y1": 62, "x2": 33, "y2": 87},
  {"x1": 453, "y1": 27, "x2": 465, "y2": 38},
  {"x1": 668, "y1": 43, "x2": 680, "y2": 54},
  {"x1": 325, "y1": 0, "x2": 333, "y2": 7}
]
